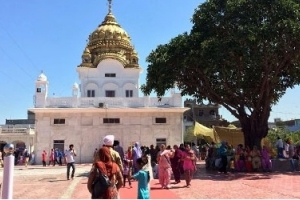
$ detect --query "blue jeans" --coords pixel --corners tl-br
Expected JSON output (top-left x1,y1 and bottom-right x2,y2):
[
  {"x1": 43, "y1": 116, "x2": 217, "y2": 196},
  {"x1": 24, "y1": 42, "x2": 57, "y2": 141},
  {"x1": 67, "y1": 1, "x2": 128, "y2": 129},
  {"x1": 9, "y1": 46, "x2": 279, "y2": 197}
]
[
  {"x1": 67, "y1": 162, "x2": 75, "y2": 179},
  {"x1": 289, "y1": 158, "x2": 296, "y2": 171},
  {"x1": 277, "y1": 147, "x2": 284, "y2": 158}
]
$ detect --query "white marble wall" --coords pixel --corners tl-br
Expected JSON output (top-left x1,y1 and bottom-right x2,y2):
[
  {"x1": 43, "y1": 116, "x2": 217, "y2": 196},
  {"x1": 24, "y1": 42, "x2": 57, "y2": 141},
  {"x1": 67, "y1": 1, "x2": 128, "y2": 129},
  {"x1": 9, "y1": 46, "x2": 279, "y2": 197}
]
[{"x1": 34, "y1": 109, "x2": 185, "y2": 164}]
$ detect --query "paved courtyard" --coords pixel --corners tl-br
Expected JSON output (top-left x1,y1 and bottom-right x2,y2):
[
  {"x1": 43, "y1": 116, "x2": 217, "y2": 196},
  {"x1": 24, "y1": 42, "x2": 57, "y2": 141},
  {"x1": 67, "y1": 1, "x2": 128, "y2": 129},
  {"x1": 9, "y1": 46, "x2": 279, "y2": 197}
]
[{"x1": 0, "y1": 161, "x2": 299, "y2": 199}]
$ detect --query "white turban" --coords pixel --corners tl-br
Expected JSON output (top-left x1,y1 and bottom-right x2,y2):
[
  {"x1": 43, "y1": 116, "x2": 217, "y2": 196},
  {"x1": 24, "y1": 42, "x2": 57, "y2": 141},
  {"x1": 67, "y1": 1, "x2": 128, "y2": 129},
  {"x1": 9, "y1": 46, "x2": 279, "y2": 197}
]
[{"x1": 103, "y1": 135, "x2": 115, "y2": 146}]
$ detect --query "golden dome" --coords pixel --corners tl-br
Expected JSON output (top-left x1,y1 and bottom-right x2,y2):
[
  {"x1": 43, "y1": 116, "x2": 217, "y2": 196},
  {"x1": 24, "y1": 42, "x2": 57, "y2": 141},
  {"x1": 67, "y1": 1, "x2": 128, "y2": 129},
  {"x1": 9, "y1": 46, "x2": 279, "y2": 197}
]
[{"x1": 78, "y1": 2, "x2": 140, "y2": 69}]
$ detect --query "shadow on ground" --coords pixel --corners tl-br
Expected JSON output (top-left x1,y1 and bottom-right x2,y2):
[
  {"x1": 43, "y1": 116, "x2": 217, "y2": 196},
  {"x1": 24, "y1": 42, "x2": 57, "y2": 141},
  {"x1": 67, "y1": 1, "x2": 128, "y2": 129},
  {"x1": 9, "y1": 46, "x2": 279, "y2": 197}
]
[
  {"x1": 192, "y1": 163, "x2": 300, "y2": 181},
  {"x1": 76, "y1": 171, "x2": 90, "y2": 178}
]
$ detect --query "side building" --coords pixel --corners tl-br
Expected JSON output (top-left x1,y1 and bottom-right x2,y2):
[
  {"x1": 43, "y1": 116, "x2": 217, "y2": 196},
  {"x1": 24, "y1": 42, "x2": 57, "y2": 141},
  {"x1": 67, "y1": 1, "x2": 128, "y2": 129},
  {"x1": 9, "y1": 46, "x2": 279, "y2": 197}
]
[
  {"x1": 0, "y1": 111, "x2": 35, "y2": 153},
  {"x1": 183, "y1": 99, "x2": 228, "y2": 130}
]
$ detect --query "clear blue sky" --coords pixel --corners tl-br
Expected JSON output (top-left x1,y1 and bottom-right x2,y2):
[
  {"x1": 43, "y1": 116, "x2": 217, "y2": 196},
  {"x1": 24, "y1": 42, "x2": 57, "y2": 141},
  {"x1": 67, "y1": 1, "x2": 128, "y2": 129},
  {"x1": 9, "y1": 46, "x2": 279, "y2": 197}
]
[{"x1": 0, "y1": 0, "x2": 299, "y2": 124}]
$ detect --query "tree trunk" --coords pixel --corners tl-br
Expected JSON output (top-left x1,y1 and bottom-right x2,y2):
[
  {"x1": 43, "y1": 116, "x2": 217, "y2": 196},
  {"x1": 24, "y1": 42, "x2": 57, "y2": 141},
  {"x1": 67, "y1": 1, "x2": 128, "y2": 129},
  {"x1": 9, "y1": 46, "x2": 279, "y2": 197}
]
[{"x1": 239, "y1": 116, "x2": 269, "y2": 150}]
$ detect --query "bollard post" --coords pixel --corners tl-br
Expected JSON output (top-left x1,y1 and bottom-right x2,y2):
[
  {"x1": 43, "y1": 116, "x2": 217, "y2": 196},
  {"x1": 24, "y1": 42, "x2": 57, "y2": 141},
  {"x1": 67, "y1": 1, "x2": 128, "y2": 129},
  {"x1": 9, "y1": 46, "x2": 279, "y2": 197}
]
[{"x1": 1, "y1": 144, "x2": 15, "y2": 199}]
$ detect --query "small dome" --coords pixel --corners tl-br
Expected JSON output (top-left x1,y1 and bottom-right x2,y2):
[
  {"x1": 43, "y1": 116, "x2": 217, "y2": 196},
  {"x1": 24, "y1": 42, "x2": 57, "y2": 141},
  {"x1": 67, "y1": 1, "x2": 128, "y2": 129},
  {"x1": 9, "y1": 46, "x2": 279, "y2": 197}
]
[
  {"x1": 73, "y1": 82, "x2": 79, "y2": 89},
  {"x1": 37, "y1": 72, "x2": 47, "y2": 82},
  {"x1": 83, "y1": 47, "x2": 91, "y2": 55}
]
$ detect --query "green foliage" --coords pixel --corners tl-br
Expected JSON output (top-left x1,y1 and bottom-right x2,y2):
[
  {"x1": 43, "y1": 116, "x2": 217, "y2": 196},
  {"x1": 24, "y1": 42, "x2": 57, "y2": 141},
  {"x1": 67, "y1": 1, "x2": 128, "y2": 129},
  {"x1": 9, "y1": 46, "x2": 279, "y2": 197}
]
[
  {"x1": 141, "y1": 0, "x2": 300, "y2": 148},
  {"x1": 263, "y1": 128, "x2": 300, "y2": 158},
  {"x1": 184, "y1": 126, "x2": 195, "y2": 142},
  {"x1": 266, "y1": 128, "x2": 300, "y2": 145}
]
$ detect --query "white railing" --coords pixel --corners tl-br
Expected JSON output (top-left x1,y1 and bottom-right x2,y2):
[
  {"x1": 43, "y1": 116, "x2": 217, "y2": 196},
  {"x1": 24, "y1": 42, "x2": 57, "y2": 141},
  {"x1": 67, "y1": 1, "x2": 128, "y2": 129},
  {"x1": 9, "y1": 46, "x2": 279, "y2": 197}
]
[
  {"x1": 0, "y1": 124, "x2": 35, "y2": 129},
  {"x1": 149, "y1": 97, "x2": 172, "y2": 107},
  {"x1": 47, "y1": 97, "x2": 76, "y2": 108},
  {"x1": 0, "y1": 127, "x2": 35, "y2": 135},
  {"x1": 42, "y1": 95, "x2": 183, "y2": 108},
  {"x1": 79, "y1": 97, "x2": 145, "y2": 108}
]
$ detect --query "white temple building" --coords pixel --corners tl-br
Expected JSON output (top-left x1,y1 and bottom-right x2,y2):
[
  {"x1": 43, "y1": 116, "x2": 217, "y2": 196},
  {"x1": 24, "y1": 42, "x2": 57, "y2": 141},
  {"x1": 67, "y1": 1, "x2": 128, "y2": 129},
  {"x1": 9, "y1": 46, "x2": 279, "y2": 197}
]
[{"x1": 29, "y1": 1, "x2": 188, "y2": 163}]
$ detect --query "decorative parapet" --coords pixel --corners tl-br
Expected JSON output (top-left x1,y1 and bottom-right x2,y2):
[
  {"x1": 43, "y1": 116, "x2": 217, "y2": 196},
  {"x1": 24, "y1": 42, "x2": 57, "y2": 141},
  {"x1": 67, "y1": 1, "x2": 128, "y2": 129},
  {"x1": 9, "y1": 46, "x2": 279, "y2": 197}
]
[
  {"x1": 0, "y1": 127, "x2": 35, "y2": 135},
  {"x1": 47, "y1": 97, "x2": 76, "y2": 108},
  {"x1": 36, "y1": 95, "x2": 184, "y2": 108}
]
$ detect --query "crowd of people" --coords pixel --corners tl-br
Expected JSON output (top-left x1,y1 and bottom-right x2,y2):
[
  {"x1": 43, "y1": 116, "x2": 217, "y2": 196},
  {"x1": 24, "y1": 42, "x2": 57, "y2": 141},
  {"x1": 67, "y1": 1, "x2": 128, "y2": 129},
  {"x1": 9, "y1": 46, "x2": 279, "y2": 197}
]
[
  {"x1": 3, "y1": 135, "x2": 300, "y2": 199},
  {"x1": 0, "y1": 148, "x2": 36, "y2": 168},
  {"x1": 85, "y1": 135, "x2": 201, "y2": 199},
  {"x1": 206, "y1": 142, "x2": 272, "y2": 173},
  {"x1": 205, "y1": 137, "x2": 300, "y2": 173},
  {"x1": 0, "y1": 147, "x2": 67, "y2": 168},
  {"x1": 8, "y1": 148, "x2": 34, "y2": 167},
  {"x1": 41, "y1": 148, "x2": 66, "y2": 167}
]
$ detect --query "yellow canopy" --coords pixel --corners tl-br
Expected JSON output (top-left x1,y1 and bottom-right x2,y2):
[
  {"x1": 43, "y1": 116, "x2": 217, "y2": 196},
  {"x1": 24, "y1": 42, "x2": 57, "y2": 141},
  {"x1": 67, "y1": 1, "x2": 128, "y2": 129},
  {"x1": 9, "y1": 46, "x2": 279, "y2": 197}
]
[
  {"x1": 193, "y1": 122, "x2": 221, "y2": 143},
  {"x1": 213, "y1": 126, "x2": 244, "y2": 147},
  {"x1": 184, "y1": 132, "x2": 215, "y2": 143}
]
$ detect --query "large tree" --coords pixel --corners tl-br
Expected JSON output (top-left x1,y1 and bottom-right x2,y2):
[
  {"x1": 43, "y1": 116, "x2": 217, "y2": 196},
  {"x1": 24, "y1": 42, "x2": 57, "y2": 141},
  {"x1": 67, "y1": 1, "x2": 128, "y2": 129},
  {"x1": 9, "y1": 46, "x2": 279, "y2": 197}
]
[{"x1": 141, "y1": 0, "x2": 300, "y2": 148}]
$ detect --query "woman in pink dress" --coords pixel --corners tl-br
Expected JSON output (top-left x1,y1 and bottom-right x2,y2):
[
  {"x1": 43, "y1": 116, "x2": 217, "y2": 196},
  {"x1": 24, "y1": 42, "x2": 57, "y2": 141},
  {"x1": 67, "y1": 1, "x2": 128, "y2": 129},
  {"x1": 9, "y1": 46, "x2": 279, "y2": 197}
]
[
  {"x1": 157, "y1": 144, "x2": 173, "y2": 189},
  {"x1": 182, "y1": 144, "x2": 196, "y2": 188}
]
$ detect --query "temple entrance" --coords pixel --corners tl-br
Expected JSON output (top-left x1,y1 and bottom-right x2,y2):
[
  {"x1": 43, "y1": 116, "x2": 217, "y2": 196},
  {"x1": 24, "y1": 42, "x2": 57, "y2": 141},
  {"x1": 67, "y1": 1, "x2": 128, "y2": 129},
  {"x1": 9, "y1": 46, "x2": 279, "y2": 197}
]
[
  {"x1": 0, "y1": 140, "x2": 7, "y2": 153},
  {"x1": 13, "y1": 141, "x2": 26, "y2": 152},
  {"x1": 156, "y1": 138, "x2": 166, "y2": 146},
  {"x1": 11, "y1": 141, "x2": 26, "y2": 165},
  {"x1": 53, "y1": 140, "x2": 64, "y2": 151}
]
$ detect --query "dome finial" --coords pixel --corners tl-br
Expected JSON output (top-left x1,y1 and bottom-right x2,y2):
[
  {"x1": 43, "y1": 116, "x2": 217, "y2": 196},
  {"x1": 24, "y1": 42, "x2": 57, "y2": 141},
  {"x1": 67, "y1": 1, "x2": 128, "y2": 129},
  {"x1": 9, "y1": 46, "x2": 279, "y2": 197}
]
[{"x1": 108, "y1": 0, "x2": 112, "y2": 13}]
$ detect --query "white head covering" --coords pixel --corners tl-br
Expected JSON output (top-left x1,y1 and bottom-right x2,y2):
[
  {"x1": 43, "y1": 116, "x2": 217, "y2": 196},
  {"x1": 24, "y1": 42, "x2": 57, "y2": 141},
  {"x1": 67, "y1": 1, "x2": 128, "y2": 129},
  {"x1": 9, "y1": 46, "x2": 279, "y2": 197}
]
[{"x1": 103, "y1": 135, "x2": 115, "y2": 146}]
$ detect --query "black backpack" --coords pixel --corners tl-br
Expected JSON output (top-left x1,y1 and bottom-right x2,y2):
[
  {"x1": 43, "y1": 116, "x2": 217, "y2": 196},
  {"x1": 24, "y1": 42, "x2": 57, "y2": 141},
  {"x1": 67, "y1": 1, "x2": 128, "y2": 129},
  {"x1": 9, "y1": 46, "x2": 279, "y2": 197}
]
[
  {"x1": 91, "y1": 167, "x2": 111, "y2": 199},
  {"x1": 24, "y1": 152, "x2": 30, "y2": 158}
]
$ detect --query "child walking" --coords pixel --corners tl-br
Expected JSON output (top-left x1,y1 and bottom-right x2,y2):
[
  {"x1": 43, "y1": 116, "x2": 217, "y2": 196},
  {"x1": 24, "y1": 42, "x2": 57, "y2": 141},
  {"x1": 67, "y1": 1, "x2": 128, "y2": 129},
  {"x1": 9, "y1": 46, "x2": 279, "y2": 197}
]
[
  {"x1": 132, "y1": 157, "x2": 150, "y2": 199},
  {"x1": 123, "y1": 159, "x2": 132, "y2": 188}
]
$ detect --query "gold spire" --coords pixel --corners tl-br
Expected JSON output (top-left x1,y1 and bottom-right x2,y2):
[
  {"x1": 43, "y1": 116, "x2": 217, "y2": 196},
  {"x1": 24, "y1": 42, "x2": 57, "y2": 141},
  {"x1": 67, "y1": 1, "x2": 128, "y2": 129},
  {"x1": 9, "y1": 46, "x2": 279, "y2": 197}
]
[
  {"x1": 108, "y1": 0, "x2": 112, "y2": 13},
  {"x1": 77, "y1": 0, "x2": 141, "y2": 69}
]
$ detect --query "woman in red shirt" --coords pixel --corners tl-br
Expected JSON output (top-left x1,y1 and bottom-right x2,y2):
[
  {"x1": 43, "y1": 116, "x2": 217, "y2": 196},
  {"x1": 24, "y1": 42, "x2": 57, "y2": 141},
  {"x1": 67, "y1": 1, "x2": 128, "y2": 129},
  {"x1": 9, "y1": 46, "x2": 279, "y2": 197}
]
[{"x1": 42, "y1": 150, "x2": 47, "y2": 167}]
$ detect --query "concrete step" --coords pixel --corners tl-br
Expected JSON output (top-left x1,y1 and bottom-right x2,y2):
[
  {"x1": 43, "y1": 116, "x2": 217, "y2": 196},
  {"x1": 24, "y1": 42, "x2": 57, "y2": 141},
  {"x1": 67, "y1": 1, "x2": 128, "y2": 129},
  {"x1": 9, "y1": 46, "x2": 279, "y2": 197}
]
[{"x1": 271, "y1": 158, "x2": 299, "y2": 172}]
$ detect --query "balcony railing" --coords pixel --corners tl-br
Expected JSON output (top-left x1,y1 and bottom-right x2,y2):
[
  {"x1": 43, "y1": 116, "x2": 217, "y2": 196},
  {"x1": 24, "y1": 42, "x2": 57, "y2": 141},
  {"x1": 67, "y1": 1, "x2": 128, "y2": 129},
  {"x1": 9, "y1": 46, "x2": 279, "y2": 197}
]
[
  {"x1": 0, "y1": 127, "x2": 35, "y2": 135},
  {"x1": 40, "y1": 95, "x2": 182, "y2": 108},
  {"x1": 79, "y1": 97, "x2": 145, "y2": 108}
]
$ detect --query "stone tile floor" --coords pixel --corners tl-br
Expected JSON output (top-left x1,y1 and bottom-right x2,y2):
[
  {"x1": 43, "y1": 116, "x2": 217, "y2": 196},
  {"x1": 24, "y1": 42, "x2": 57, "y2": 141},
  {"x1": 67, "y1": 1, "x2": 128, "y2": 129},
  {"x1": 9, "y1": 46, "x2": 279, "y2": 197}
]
[{"x1": 0, "y1": 161, "x2": 299, "y2": 199}]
